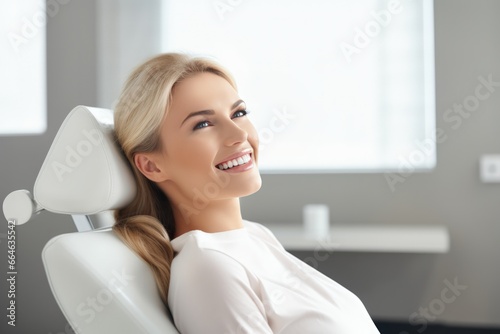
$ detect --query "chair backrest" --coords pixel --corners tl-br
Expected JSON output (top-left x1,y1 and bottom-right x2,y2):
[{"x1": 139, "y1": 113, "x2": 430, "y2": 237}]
[
  {"x1": 43, "y1": 228, "x2": 178, "y2": 334},
  {"x1": 10, "y1": 106, "x2": 179, "y2": 333}
]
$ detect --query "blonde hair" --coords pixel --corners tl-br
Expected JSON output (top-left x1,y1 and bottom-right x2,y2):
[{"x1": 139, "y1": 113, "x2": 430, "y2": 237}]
[{"x1": 112, "y1": 53, "x2": 236, "y2": 305}]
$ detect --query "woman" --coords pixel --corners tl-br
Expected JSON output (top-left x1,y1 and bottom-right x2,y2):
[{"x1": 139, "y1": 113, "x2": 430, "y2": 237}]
[{"x1": 112, "y1": 53, "x2": 380, "y2": 333}]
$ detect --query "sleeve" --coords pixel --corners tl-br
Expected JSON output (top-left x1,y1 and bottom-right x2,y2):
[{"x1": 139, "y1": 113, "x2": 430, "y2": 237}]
[{"x1": 168, "y1": 249, "x2": 273, "y2": 334}]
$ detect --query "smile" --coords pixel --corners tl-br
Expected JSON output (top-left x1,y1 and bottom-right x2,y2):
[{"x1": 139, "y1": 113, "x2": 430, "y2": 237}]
[{"x1": 216, "y1": 154, "x2": 252, "y2": 170}]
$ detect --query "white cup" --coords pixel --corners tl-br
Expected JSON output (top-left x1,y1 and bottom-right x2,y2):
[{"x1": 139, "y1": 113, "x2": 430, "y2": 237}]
[{"x1": 303, "y1": 204, "x2": 330, "y2": 239}]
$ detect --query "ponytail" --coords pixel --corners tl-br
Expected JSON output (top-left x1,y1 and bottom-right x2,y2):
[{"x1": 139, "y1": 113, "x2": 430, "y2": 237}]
[{"x1": 113, "y1": 215, "x2": 173, "y2": 304}]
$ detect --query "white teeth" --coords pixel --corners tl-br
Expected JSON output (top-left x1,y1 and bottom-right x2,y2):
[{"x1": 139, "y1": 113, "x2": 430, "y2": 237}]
[{"x1": 217, "y1": 154, "x2": 251, "y2": 170}]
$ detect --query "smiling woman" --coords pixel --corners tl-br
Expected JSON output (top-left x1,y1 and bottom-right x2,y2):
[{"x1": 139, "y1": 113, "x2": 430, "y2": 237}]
[
  {"x1": 131, "y1": 71, "x2": 262, "y2": 237},
  {"x1": 111, "y1": 53, "x2": 380, "y2": 333}
]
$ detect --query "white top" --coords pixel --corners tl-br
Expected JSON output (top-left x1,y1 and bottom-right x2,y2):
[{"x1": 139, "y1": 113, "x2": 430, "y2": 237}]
[{"x1": 168, "y1": 221, "x2": 380, "y2": 334}]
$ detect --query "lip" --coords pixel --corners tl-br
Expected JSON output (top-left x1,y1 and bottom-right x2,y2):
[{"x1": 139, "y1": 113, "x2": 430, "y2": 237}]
[
  {"x1": 215, "y1": 148, "x2": 253, "y2": 167},
  {"x1": 215, "y1": 149, "x2": 255, "y2": 173}
]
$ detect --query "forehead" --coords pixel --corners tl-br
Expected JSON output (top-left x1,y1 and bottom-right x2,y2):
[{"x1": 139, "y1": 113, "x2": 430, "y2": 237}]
[{"x1": 169, "y1": 72, "x2": 236, "y2": 111}]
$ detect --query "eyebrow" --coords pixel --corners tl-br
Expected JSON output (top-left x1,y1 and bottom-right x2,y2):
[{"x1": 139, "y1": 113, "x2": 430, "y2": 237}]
[{"x1": 181, "y1": 99, "x2": 245, "y2": 126}]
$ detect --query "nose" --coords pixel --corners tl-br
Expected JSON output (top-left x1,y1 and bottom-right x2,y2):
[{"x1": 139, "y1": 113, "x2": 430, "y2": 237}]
[{"x1": 222, "y1": 119, "x2": 248, "y2": 147}]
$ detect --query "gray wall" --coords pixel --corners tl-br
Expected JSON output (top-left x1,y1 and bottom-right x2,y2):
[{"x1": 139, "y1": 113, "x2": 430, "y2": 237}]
[
  {"x1": 1, "y1": 0, "x2": 499, "y2": 333},
  {"x1": 1, "y1": 1, "x2": 97, "y2": 333}
]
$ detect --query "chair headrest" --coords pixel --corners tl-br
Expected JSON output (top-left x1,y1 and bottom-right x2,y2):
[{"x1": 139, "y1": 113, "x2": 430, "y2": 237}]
[{"x1": 34, "y1": 106, "x2": 136, "y2": 215}]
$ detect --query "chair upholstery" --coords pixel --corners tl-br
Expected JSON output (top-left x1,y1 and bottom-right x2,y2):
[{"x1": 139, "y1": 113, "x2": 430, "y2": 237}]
[
  {"x1": 4, "y1": 105, "x2": 179, "y2": 333},
  {"x1": 43, "y1": 228, "x2": 178, "y2": 333},
  {"x1": 34, "y1": 105, "x2": 136, "y2": 215}
]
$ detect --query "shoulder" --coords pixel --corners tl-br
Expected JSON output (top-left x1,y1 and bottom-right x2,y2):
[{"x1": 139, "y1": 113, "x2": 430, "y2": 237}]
[
  {"x1": 243, "y1": 220, "x2": 273, "y2": 238},
  {"x1": 168, "y1": 238, "x2": 271, "y2": 333},
  {"x1": 169, "y1": 245, "x2": 253, "y2": 310},
  {"x1": 243, "y1": 220, "x2": 284, "y2": 249},
  {"x1": 169, "y1": 230, "x2": 255, "y2": 291},
  {"x1": 171, "y1": 240, "x2": 243, "y2": 280},
  {"x1": 168, "y1": 236, "x2": 258, "y2": 318},
  {"x1": 169, "y1": 221, "x2": 283, "y2": 288}
]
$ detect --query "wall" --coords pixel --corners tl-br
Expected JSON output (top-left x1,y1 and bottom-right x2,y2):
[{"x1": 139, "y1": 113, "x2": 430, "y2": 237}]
[
  {"x1": 0, "y1": 1, "x2": 97, "y2": 333},
  {"x1": 0, "y1": 0, "x2": 499, "y2": 333}
]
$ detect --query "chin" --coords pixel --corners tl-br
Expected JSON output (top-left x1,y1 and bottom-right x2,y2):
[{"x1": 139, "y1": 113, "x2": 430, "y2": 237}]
[
  {"x1": 245, "y1": 172, "x2": 263, "y2": 195},
  {"x1": 231, "y1": 168, "x2": 262, "y2": 198}
]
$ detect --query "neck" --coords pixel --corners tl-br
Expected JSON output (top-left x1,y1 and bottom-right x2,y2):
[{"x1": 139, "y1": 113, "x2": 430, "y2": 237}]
[{"x1": 171, "y1": 197, "x2": 243, "y2": 238}]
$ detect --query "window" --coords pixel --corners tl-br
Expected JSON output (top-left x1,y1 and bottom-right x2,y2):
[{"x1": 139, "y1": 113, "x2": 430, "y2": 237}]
[
  {"x1": 0, "y1": 0, "x2": 47, "y2": 135},
  {"x1": 161, "y1": 0, "x2": 435, "y2": 172}
]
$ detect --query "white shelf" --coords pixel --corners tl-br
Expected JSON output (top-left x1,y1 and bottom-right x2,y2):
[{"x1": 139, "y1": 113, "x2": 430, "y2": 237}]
[{"x1": 264, "y1": 223, "x2": 450, "y2": 254}]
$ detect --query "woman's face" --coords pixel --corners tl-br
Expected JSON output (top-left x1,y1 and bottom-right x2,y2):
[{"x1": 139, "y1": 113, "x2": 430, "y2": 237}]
[{"x1": 151, "y1": 72, "x2": 262, "y2": 210}]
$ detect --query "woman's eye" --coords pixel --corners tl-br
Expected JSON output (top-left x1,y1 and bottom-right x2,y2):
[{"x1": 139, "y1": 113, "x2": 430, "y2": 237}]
[
  {"x1": 232, "y1": 109, "x2": 249, "y2": 118},
  {"x1": 193, "y1": 121, "x2": 210, "y2": 130}
]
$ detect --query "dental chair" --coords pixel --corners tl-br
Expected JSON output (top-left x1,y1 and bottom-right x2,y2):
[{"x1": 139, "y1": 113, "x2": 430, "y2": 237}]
[{"x1": 2, "y1": 106, "x2": 179, "y2": 334}]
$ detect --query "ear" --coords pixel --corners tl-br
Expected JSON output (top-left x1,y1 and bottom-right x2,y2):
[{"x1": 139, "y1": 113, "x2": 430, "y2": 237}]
[{"x1": 134, "y1": 153, "x2": 169, "y2": 183}]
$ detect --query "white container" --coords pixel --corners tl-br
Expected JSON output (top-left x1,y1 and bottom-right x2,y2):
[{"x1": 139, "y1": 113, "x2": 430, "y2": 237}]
[{"x1": 303, "y1": 204, "x2": 330, "y2": 239}]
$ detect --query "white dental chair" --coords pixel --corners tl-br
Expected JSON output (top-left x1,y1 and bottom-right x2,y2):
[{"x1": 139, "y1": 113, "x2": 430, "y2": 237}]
[{"x1": 2, "y1": 106, "x2": 179, "y2": 334}]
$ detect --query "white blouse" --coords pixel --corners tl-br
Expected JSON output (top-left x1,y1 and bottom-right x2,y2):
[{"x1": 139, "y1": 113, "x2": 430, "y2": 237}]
[{"x1": 168, "y1": 220, "x2": 380, "y2": 334}]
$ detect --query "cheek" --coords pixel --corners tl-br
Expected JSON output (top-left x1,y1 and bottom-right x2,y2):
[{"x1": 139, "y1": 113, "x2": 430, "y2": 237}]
[
  {"x1": 245, "y1": 122, "x2": 260, "y2": 161},
  {"x1": 168, "y1": 137, "x2": 217, "y2": 175}
]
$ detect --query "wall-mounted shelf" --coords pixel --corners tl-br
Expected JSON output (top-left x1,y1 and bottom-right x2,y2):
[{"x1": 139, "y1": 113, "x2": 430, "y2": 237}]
[{"x1": 263, "y1": 223, "x2": 450, "y2": 254}]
